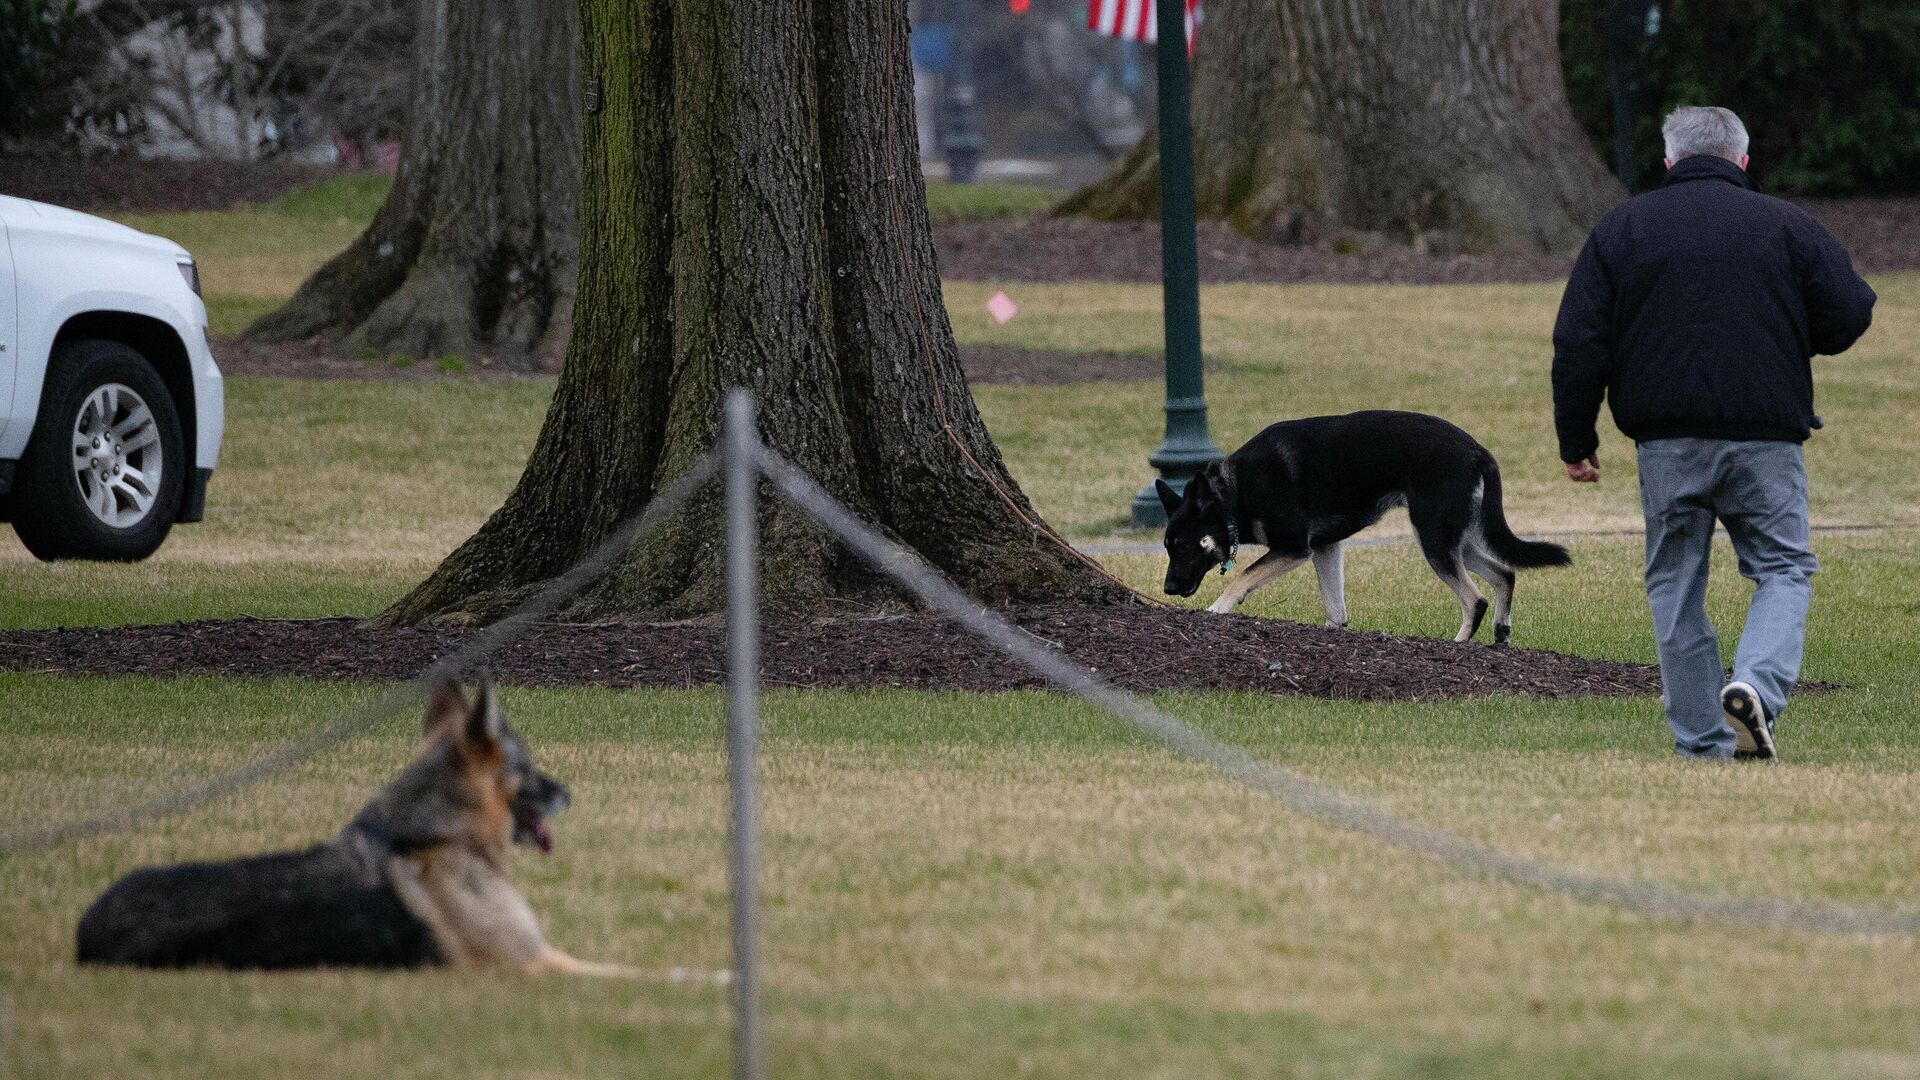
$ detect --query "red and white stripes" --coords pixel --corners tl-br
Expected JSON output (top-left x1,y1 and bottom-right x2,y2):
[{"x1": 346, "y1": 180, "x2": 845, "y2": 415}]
[{"x1": 1086, "y1": 0, "x2": 1199, "y2": 48}]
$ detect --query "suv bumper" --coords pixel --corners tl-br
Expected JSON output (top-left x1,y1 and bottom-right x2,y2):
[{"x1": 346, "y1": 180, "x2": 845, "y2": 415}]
[{"x1": 178, "y1": 466, "x2": 211, "y2": 523}]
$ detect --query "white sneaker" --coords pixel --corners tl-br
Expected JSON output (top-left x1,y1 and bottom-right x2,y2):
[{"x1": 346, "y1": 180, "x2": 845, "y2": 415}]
[{"x1": 1722, "y1": 681, "x2": 1775, "y2": 761}]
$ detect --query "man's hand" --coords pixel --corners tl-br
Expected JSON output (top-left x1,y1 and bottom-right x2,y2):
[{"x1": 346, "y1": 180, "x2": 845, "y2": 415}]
[{"x1": 1565, "y1": 453, "x2": 1600, "y2": 483}]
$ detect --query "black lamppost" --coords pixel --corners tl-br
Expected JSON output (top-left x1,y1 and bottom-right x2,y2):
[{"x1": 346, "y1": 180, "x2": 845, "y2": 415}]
[
  {"x1": 1606, "y1": 0, "x2": 1658, "y2": 190},
  {"x1": 1129, "y1": 0, "x2": 1220, "y2": 528}
]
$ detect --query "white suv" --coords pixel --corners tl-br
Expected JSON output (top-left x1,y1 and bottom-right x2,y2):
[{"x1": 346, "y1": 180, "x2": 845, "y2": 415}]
[{"x1": 0, "y1": 196, "x2": 224, "y2": 560}]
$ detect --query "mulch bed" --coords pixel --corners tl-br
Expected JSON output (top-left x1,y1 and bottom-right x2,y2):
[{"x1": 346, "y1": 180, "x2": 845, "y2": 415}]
[
  {"x1": 0, "y1": 151, "x2": 338, "y2": 214},
  {"x1": 935, "y1": 217, "x2": 1579, "y2": 286},
  {"x1": 10, "y1": 151, "x2": 1910, "y2": 283},
  {"x1": 208, "y1": 334, "x2": 542, "y2": 379},
  {"x1": 959, "y1": 345, "x2": 1168, "y2": 385},
  {"x1": 932, "y1": 195, "x2": 1920, "y2": 285},
  {"x1": 208, "y1": 335, "x2": 1166, "y2": 386},
  {"x1": 0, "y1": 604, "x2": 1671, "y2": 700}
]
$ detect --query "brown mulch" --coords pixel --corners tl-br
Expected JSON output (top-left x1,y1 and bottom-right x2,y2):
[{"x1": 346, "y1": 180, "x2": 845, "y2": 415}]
[
  {"x1": 956, "y1": 345, "x2": 1167, "y2": 385},
  {"x1": 0, "y1": 152, "x2": 340, "y2": 214},
  {"x1": 0, "y1": 604, "x2": 1672, "y2": 700},
  {"x1": 931, "y1": 195, "x2": 1920, "y2": 285},
  {"x1": 10, "y1": 150, "x2": 1909, "y2": 283},
  {"x1": 209, "y1": 334, "x2": 1166, "y2": 386},
  {"x1": 934, "y1": 217, "x2": 1580, "y2": 286},
  {"x1": 207, "y1": 334, "x2": 541, "y2": 379}
]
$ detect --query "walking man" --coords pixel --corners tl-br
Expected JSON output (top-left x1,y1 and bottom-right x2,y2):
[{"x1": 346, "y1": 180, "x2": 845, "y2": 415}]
[{"x1": 1551, "y1": 106, "x2": 1876, "y2": 760}]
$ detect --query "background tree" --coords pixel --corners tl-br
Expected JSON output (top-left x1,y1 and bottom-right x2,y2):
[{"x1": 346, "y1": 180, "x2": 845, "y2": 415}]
[
  {"x1": 386, "y1": 0, "x2": 1120, "y2": 625},
  {"x1": 1561, "y1": 0, "x2": 1920, "y2": 195},
  {"x1": 246, "y1": 0, "x2": 578, "y2": 366},
  {"x1": 1060, "y1": 0, "x2": 1624, "y2": 253},
  {"x1": 0, "y1": 0, "x2": 75, "y2": 148}
]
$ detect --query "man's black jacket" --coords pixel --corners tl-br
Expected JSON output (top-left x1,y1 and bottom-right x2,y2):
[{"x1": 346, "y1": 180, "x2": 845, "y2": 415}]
[{"x1": 1551, "y1": 154, "x2": 1876, "y2": 464}]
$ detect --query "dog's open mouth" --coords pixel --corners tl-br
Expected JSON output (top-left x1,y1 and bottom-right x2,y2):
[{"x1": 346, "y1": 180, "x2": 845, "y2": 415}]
[{"x1": 513, "y1": 808, "x2": 555, "y2": 855}]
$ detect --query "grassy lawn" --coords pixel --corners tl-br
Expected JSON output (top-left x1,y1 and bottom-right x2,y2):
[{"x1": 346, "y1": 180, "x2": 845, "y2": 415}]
[{"x1": 2, "y1": 183, "x2": 1917, "y2": 1077}]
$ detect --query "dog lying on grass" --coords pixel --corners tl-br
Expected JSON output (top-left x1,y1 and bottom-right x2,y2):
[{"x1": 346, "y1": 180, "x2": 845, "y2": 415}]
[{"x1": 77, "y1": 676, "x2": 632, "y2": 975}]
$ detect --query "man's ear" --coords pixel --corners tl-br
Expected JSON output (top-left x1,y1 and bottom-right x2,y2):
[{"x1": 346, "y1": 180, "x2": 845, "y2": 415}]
[
  {"x1": 1737, "y1": 153, "x2": 1750, "y2": 171},
  {"x1": 467, "y1": 672, "x2": 504, "y2": 749},
  {"x1": 423, "y1": 677, "x2": 468, "y2": 739},
  {"x1": 1155, "y1": 478, "x2": 1182, "y2": 516}
]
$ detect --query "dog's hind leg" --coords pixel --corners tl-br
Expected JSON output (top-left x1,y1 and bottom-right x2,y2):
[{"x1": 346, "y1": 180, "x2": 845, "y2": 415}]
[
  {"x1": 1311, "y1": 544, "x2": 1348, "y2": 628},
  {"x1": 1208, "y1": 550, "x2": 1307, "y2": 614},
  {"x1": 1435, "y1": 562, "x2": 1488, "y2": 643},
  {"x1": 1463, "y1": 547, "x2": 1517, "y2": 645},
  {"x1": 1411, "y1": 494, "x2": 1488, "y2": 642}
]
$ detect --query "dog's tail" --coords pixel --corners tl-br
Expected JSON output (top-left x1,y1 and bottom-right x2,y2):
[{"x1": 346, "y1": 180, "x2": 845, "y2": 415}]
[{"x1": 1478, "y1": 457, "x2": 1572, "y2": 569}]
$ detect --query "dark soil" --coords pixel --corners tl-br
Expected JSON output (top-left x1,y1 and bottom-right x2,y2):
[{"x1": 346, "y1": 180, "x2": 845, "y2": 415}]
[
  {"x1": 208, "y1": 334, "x2": 539, "y2": 379},
  {"x1": 0, "y1": 151, "x2": 340, "y2": 214},
  {"x1": 935, "y1": 217, "x2": 1579, "y2": 286},
  {"x1": 933, "y1": 196, "x2": 1920, "y2": 285},
  {"x1": 209, "y1": 335, "x2": 1167, "y2": 386},
  {"x1": 10, "y1": 151, "x2": 1908, "y2": 282},
  {"x1": 0, "y1": 605, "x2": 1674, "y2": 700},
  {"x1": 956, "y1": 345, "x2": 1168, "y2": 385}
]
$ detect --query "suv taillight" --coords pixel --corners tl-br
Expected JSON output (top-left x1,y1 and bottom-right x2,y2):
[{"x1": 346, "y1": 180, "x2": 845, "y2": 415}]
[{"x1": 177, "y1": 259, "x2": 201, "y2": 297}]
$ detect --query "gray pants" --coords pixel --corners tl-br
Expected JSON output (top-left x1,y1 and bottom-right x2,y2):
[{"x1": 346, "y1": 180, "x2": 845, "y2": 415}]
[{"x1": 1637, "y1": 439, "x2": 1817, "y2": 758}]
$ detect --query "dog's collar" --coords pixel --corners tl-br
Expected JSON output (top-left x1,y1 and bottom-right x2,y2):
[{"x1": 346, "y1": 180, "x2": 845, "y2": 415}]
[{"x1": 1213, "y1": 463, "x2": 1239, "y2": 574}]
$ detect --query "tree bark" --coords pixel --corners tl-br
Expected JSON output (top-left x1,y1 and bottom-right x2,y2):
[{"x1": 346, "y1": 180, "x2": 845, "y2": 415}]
[
  {"x1": 1059, "y1": 0, "x2": 1624, "y2": 253},
  {"x1": 384, "y1": 0, "x2": 1121, "y2": 626},
  {"x1": 244, "y1": 0, "x2": 579, "y2": 367}
]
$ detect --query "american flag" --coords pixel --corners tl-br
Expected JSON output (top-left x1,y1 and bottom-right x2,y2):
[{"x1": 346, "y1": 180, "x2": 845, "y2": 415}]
[{"x1": 1086, "y1": 0, "x2": 1199, "y2": 48}]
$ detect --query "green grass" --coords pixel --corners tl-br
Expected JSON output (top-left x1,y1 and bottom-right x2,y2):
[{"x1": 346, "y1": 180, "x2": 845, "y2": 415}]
[
  {"x1": 6, "y1": 639, "x2": 1920, "y2": 1078},
  {"x1": 923, "y1": 178, "x2": 1057, "y2": 222},
  {"x1": 6, "y1": 189, "x2": 1919, "y2": 1076},
  {"x1": 950, "y1": 276, "x2": 1920, "y2": 536}
]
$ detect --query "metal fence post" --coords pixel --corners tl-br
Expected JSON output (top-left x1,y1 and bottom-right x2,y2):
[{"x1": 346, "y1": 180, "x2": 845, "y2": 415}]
[{"x1": 723, "y1": 389, "x2": 764, "y2": 1080}]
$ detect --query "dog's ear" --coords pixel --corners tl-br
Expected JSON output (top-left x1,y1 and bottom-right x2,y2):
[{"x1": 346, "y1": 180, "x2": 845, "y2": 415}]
[
  {"x1": 467, "y1": 672, "x2": 504, "y2": 750},
  {"x1": 1155, "y1": 478, "x2": 1182, "y2": 516},
  {"x1": 1186, "y1": 472, "x2": 1215, "y2": 507},
  {"x1": 423, "y1": 676, "x2": 468, "y2": 739}
]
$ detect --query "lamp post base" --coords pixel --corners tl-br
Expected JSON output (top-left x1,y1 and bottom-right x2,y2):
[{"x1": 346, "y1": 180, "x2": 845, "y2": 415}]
[{"x1": 1129, "y1": 397, "x2": 1222, "y2": 529}]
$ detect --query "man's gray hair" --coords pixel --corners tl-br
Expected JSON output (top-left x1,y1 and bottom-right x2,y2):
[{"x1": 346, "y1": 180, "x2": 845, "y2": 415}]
[{"x1": 1662, "y1": 106, "x2": 1750, "y2": 163}]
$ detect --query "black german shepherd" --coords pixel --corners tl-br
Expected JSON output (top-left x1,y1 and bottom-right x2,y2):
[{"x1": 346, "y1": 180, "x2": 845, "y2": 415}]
[
  {"x1": 1158, "y1": 411, "x2": 1570, "y2": 644},
  {"x1": 76, "y1": 676, "x2": 631, "y2": 975}
]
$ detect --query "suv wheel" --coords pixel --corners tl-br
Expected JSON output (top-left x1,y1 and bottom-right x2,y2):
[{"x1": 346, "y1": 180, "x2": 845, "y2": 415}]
[{"x1": 11, "y1": 339, "x2": 185, "y2": 561}]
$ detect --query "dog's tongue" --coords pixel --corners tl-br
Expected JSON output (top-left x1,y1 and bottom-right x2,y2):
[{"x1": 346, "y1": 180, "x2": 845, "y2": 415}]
[{"x1": 533, "y1": 819, "x2": 555, "y2": 855}]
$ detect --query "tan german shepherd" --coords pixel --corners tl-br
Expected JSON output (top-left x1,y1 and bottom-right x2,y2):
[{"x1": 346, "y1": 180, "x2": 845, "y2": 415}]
[{"x1": 77, "y1": 676, "x2": 631, "y2": 975}]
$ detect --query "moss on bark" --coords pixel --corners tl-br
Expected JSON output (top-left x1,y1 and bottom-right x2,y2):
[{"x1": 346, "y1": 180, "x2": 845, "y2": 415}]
[{"x1": 385, "y1": 0, "x2": 1122, "y2": 626}]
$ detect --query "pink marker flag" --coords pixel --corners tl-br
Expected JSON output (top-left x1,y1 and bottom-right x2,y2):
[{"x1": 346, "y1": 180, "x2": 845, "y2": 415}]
[{"x1": 986, "y1": 291, "x2": 1018, "y2": 325}]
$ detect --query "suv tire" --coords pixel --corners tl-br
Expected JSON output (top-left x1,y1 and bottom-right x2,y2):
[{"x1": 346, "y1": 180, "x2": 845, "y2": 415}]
[{"x1": 11, "y1": 339, "x2": 184, "y2": 561}]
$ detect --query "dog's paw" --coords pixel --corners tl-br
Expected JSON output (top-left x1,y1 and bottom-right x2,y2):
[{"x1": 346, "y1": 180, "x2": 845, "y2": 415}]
[
  {"x1": 1493, "y1": 622, "x2": 1512, "y2": 647},
  {"x1": 1324, "y1": 620, "x2": 1348, "y2": 631}
]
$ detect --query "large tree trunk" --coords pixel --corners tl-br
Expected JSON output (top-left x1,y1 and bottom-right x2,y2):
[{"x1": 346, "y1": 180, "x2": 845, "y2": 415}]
[
  {"x1": 385, "y1": 0, "x2": 1120, "y2": 626},
  {"x1": 1060, "y1": 0, "x2": 1624, "y2": 253},
  {"x1": 244, "y1": 0, "x2": 579, "y2": 367}
]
